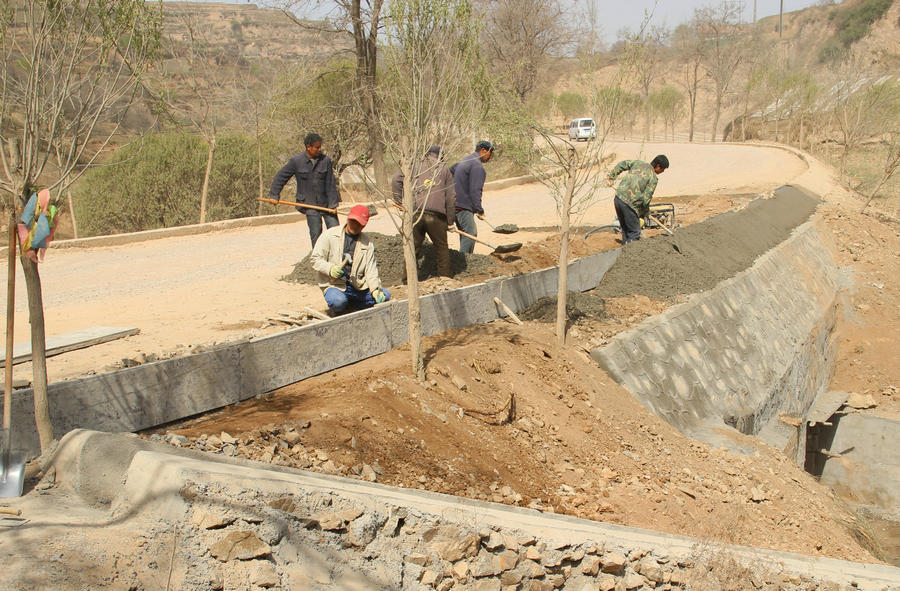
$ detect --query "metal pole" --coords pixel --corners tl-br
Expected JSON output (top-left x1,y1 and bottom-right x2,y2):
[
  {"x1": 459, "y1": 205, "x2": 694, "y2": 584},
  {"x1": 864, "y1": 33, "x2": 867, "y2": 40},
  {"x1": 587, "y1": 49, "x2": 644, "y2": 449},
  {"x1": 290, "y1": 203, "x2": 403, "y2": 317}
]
[{"x1": 779, "y1": 0, "x2": 783, "y2": 39}]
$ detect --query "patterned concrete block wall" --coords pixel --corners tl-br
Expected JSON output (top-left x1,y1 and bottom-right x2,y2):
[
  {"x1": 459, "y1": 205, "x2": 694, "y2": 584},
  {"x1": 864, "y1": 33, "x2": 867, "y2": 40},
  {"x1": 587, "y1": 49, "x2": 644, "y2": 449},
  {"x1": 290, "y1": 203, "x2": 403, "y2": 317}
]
[{"x1": 591, "y1": 220, "x2": 841, "y2": 444}]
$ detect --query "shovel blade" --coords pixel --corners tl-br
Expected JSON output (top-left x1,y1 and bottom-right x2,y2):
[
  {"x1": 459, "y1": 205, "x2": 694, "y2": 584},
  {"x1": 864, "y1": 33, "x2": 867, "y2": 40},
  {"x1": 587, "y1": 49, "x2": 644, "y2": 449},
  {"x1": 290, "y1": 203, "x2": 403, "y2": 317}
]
[
  {"x1": 492, "y1": 243, "x2": 522, "y2": 254},
  {"x1": 0, "y1": 451, "x2": 26, "y2": 498},
  {"x1": 492, "y1": 224, "x2": 519, "y2": 234}
]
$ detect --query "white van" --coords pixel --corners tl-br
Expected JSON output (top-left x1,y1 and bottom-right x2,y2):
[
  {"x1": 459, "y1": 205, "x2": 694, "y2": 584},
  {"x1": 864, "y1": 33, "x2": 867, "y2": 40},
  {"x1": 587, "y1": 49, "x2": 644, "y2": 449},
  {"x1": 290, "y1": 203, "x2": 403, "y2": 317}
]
[{"x1": 568, "y1": 117, "x2": 596, "y2": 141}]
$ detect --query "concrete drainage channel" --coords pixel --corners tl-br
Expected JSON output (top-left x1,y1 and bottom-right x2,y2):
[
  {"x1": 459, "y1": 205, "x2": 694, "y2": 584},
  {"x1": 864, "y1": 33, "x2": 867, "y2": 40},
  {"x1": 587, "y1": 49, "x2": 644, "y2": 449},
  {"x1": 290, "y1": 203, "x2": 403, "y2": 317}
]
[
  {"x1": 8, "y1": 185, "x2": 900, "y2": 588},
  {"x1": 590, "y1": 210, "x2": 900, "y2": 531}
]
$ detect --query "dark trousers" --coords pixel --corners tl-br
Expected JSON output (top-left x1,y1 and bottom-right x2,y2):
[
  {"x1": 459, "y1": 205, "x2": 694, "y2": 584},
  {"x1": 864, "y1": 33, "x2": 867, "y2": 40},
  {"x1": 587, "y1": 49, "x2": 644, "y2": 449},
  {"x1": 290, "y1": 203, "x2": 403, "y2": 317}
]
[
  {"x1": 614, "y1": 196, "x2": 642, "y2": 244},
  {"x1": 414, "y1": 211, "x2": 451, "y2": 277},
  {"x1": 307, "y1": 211, "x2": 339, "y2": 248}
]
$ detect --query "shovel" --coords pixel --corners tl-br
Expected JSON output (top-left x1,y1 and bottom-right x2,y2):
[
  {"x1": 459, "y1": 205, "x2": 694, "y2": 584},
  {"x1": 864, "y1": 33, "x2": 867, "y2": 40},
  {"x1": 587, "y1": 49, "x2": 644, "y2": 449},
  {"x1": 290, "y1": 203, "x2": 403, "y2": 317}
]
[
  {"x1": 649, "y1": 214, "x2": 683, "y2": 254},
  {"x1": 479, "y1": 216, "x2": 518, "y2": 234},
  {"x1": 450, "y1": 227, "x2": 521, "y2": 255},
  {"x1": 258, "y1": 197, "x2": 339, "y2": 216},
  {"x1": 1, "y1": 220, "x2": 25, "y2": 498},
  {"x1": 257, "y1": 198, "x2": 378, "y2": 218}
]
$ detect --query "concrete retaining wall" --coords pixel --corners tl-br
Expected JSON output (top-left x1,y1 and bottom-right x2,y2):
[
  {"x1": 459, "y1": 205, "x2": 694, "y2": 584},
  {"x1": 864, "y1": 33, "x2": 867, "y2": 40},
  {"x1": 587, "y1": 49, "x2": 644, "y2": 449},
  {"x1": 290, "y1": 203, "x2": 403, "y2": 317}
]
[
  {"x1": 5, "y1": 250, "x2": 619, "y2": 457},
  {"x1": 591, "y1": 219, "x2": 842, "y2": 461},
  {"x1": 47, "y1": 430, "x2": 900, "y2": 591},
  {"x1": 818, "y1": 414, "x2": 900, "y2": 515}
]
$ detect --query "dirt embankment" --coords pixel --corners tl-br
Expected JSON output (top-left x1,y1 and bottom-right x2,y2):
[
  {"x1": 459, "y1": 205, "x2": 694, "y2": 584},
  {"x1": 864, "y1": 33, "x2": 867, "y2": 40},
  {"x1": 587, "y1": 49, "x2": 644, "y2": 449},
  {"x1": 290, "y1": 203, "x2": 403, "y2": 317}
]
[
  {"x1": 160, "y1": 189, "x2": 882, "y2": 563},
  {"x1": 165, "y1": 321, "x2": 876, "y2": 563}
]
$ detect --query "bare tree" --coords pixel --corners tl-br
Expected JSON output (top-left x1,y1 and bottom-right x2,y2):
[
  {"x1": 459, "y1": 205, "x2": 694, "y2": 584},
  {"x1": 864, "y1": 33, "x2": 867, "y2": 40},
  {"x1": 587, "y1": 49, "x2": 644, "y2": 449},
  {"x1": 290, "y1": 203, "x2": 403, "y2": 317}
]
[
  {"x1": 155, "y1": 11, "x2": 245, "y2": 223},
  {"x1": 861, "y1": 130, "x2": 900, "y2": 212},
  {"x1": 0, "y1": 0, "x2": 161, "y2": 451},
  {"x1": 620, "y1": 24, "x2": 668, "y2": 141},
  {"x1": 481, "y1": 0, "x2": 575, "y2": 103},
  {"x1": 501, "y1": 68, "x2": 629, "y2": 345},
  {"x1": 829, "y1": 61, "x2": 900, "y2": 174},
  {"x1": 672, "y1": 22, "x2": 707, "y2": 142},
  {"x1": 376, "y1": 0, "x2": 486, "y2": 380},
  {"x1": 696, "y1": 1, "x2": 745, "y2": 142},
  {"x1": 276, "y1": 0, "x2": 388, "y2": 190}
]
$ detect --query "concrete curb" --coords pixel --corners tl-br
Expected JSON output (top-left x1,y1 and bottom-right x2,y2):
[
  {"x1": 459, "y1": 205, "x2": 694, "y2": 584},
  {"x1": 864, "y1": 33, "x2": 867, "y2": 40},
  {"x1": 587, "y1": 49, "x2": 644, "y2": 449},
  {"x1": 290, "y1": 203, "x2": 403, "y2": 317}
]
[
  {"x1": 5, "y1": 249, "x2": 620, "y2": 457},
  {"x1": 0, "y1": 211, "x2": 305, "y2": 257},
  {"x1": 52, "y1": 429, "x2": 900, "y2": 591}
]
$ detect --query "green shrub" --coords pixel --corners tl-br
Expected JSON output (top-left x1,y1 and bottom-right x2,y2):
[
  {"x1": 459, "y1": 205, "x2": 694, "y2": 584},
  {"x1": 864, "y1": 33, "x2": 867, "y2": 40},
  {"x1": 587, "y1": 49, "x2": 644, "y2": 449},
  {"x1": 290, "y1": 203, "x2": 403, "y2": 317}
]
[
  {"x1": 556, "y1": 91, "x2": 588, "y2": 120},
  {"x1": 73, "y1": 132, "x2": 282, "y2": 236},
  {"x1": 821, "y1": 0, "x2": 893, "y2": 61}
]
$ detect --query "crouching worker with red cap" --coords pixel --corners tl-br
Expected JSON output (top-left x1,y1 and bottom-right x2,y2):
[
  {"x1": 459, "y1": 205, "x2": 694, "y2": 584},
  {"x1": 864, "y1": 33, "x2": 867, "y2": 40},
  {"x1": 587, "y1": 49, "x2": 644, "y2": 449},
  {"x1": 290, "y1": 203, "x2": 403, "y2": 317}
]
[{"x1": 310, "y1": 204, "x2": 390, "y2": 315}]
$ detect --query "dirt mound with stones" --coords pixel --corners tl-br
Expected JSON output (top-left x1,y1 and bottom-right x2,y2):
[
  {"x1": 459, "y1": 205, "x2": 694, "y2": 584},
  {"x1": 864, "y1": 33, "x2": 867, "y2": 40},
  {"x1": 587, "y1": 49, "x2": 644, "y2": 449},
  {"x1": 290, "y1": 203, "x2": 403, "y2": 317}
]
[
  {"x1": 282, "y1": 232, "x2": 501, "y2": 287},
  {"x1": 160, "y1": 322, "x2": 877, "y2": 564}
]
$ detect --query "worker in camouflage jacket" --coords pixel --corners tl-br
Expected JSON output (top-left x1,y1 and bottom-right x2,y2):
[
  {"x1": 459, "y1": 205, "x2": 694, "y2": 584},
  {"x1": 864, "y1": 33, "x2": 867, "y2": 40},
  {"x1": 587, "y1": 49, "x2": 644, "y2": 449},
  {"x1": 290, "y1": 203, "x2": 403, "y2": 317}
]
[{"x1": 606, "y1": 154, "x2": 669, "y2": 244}]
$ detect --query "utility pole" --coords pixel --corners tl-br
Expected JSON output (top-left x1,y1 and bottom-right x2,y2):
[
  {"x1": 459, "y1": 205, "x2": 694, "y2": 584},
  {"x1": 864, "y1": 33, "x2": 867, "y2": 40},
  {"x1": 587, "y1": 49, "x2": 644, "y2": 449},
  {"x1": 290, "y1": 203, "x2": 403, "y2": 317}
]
[{"x1": 779, "y1": 0, "x2": 783, "y2": 39}]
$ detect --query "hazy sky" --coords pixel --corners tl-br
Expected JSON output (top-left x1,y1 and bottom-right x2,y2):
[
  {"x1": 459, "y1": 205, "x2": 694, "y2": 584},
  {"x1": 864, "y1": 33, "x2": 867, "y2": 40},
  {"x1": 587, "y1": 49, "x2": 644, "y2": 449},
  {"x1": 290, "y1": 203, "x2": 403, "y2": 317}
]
[
  {"x1": 178, "y1": 0, "x2": 829, "y2": 45},
  {"x1": 593, "y1": 0, "x2": 825, "y2": 43}
]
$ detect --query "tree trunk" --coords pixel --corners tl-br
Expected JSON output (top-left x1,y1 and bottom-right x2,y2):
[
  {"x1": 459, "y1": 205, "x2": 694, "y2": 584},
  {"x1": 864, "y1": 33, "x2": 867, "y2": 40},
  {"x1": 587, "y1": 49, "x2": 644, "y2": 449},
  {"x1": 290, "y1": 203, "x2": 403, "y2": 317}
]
[
  {"x1": 257, "y1": 132, "x2": 264, "y2": 216},
  {"x1": 20, "y1": 256, "x2": 53, "y2": 451},
  {"x1": 199, "y1": 132, "x2": 217, "y2": 224},
  {"x1": 711, "y1": 94, "x2": 722, "y2": 143},
  {"x1": 642, "y1": 93, "x2": 650, "y2": 142},
  {"x1": 556, "y1": 149, "x2": 577, "y2": 347},
  {"x1": 688, "y1": 96, "x2": 696, "y2": 143},
  {"x1": 401, "y1": 191, "x2": 424, "y2": 381},
  {"x1": 66, "y1": 186, "x2": 78, "y2": 239}
]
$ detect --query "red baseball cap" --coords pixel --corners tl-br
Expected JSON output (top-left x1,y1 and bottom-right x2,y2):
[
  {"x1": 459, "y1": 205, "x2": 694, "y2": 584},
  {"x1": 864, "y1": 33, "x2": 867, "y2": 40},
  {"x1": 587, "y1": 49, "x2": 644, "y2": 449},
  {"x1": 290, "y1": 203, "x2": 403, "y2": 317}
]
[{"x1": 347, "y1": 204, "x2": 370, "y2": 226}]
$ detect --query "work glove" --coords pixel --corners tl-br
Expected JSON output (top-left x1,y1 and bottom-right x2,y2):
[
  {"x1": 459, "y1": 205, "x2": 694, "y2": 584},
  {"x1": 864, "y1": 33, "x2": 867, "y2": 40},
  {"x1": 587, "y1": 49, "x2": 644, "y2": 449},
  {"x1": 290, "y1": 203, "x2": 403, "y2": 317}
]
[
  {"x1": 330, "y1": 265, "x2": 345, "y2": 279},
  {"x1": 640, "y1": 217, "x2": 645, "y2": 229},
  {"x1": 476, "y1": 213, "x2": 485, "y2": 221},
  {"x1": 372, "y1": 288, "x2": 386, "y2": 303}
]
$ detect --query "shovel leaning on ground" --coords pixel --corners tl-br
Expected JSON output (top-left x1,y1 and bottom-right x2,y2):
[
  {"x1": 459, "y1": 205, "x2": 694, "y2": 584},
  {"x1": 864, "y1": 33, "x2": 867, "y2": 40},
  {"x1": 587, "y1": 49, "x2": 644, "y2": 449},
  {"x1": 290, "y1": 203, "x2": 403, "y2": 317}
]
[
  {"x1": 649, "y1": 214, "x2": 683, "y2": 254},
  {"x1": 1, "y1": 220, "x2": 25, "y2": 498},
  {"x1": 450, "y1": 227, "x2": 521, "y2": 255},
  {"x1": 390, "y1": 202, "x2": 521, "y2": 254}
]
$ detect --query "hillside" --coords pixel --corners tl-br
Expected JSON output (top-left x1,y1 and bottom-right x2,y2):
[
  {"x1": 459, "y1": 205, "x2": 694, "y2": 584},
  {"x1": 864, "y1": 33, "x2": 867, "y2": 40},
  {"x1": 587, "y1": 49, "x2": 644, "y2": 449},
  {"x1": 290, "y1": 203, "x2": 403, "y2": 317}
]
[{"x1": 160, "y1": 2, "x2": 347, "y2": 62}]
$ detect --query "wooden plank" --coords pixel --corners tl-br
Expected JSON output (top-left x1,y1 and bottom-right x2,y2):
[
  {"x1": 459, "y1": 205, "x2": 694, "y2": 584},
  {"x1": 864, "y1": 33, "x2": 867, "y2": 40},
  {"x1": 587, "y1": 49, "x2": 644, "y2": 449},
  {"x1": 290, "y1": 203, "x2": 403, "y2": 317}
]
[{"x1": 2, "y1": 326, "x2": 140, "y2": 365}]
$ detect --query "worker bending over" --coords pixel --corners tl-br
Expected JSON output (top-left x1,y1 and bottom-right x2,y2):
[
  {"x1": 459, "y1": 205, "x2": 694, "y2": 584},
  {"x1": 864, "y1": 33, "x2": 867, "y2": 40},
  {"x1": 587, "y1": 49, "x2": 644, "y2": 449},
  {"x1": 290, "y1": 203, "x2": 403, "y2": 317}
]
[
  {"x1": 607, "y1": 154, "x2": 669, "y2": 244},
  {"x1": 391, "y1": 145, "x2": 457, "y2": 278}
]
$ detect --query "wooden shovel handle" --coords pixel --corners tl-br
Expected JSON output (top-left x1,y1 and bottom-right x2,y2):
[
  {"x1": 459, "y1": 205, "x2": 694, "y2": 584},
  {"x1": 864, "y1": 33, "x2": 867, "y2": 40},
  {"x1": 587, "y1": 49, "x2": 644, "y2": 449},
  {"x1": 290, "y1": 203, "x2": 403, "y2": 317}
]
[
  {"x1": 257, "y1": 197, "x2": 339, "y2": 216},
  {"x1": 4, "y1": 218, "x2": 14, "y2": 432},
  {"x1": 448, "y1": 227, "x2": 499, "y2": 250}
]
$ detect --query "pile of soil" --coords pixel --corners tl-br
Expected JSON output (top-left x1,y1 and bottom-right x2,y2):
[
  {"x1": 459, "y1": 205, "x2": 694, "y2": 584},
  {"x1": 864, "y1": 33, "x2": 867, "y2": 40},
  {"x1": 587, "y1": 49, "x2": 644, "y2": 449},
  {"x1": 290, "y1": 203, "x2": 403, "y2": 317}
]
[
  {"x1": 519, "y1": 291, "x2": 608, "y2": 323},
  {"x1": 595, "y1": 187, "x2": 818, "y2": 299},
  {"x1": 281, "y1": 232, "x2": 501, "y2": 287},
  {"x1": 518, "y1": 189, "x2": 817, "y2": 327}
]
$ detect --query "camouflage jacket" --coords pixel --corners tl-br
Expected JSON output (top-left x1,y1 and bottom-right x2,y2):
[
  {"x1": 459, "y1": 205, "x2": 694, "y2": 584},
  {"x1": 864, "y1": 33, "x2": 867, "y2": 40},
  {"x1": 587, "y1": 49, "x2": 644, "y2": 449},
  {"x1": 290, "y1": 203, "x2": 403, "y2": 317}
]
[{"x1": 607, "y1": 159, "x2": 658, "y2": 215}]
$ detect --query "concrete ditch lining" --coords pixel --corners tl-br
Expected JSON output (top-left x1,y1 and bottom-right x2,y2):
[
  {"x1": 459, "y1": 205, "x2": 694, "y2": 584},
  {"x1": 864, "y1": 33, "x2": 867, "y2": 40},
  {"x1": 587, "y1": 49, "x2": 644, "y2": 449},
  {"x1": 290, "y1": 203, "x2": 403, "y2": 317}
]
[
  {"x1": 591, "y1": 214, "x2": 843, "y2": 464},
  {"x1": 51, "y1": 429, "x2": 900, "y2": 590},
  {"x1": 5, "y1": 185, "x2": 835, "y2": 461}
]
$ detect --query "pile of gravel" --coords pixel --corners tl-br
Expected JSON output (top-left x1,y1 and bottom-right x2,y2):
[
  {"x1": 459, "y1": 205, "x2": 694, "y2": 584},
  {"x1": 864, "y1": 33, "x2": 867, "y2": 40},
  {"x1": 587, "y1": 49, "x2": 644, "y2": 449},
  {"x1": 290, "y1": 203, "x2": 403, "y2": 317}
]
[{"x1": 519, "y1": 291, "x2": 608, "y2": 323}]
